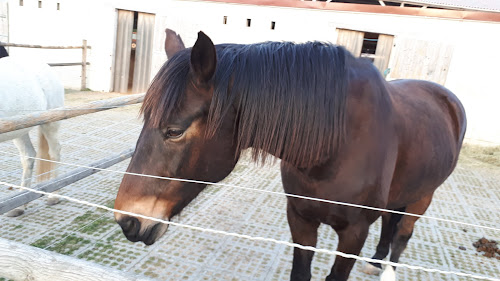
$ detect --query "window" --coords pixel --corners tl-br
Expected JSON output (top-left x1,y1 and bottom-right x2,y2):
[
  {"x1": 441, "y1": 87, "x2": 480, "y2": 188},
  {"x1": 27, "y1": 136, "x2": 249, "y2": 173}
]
[
  {"x1": 360, "y1": 32, "x2": 379, "y2": 62},
  {"x1": 246, "y1": 19, "x2": 251, "y2": 27},
  {"x1": 38, "y1": 1, "x2": 42, "y2": 8},
  {"x1": 19, "y1": 0, "x2": 23, "y2": 6},
  {"x1": 57, "y1": 2, "x2": 60, "y2": 10},
  {"x1": 336, "y1": 28, "x2": 394, "y2": 75},
  {"x1": 271, "y1": 21, "x2": 276, "y2": 30},
  {"x1": 223, "y1": 16, "x2": 227, "y2": 24}
]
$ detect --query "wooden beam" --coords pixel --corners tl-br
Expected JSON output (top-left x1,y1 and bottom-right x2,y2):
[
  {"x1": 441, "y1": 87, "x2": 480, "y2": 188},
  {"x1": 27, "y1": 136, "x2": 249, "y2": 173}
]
[
  {"x1": 0, "y1": 93, "x2": 145, "y2": 134},
  {"x1": 0, "y1": 148, "x2": 134, "y2": 214},
  {"x1": 0, "y1": 238, "x2": 152, "y2": 281},
  {"x1": 0, "y1": 42, "x2": 91, "y2": 49}
]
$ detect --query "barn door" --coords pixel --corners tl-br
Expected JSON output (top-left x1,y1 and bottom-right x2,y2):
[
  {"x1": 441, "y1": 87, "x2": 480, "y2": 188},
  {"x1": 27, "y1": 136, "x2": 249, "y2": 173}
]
[
  {"x1": 336, "y1": 29, "x2": 364, "y2": 57},
  {"x1": 373, "y1": 34, "x2": 394, "y2": 75},
  {"x1": 112, "y1": 10, "x2": 134, "y2": 93},
  {"x1": 388, "y1": 38, "x2": 453, "y2": 85},
  {"x1": 132, "y1": 12, "x2": 155, "y2": 93}
]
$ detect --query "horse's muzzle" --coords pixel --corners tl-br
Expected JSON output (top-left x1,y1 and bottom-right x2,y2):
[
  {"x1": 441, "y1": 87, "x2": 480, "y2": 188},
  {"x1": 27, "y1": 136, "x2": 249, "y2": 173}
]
[{"x1": 116, "y1": 215, "x2": 169, "y2": 245}]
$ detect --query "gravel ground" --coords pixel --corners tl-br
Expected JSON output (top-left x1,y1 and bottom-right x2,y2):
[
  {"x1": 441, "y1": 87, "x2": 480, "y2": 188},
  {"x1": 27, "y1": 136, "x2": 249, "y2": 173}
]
[{"x1": 0, "y1": 91, "x2": 499, "y2": 281}]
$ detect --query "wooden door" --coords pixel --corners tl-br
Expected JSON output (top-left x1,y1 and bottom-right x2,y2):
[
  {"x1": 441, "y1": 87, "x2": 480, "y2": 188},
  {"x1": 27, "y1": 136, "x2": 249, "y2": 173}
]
[
  {"x1": 112, "y1": 10, "x2": 134, "y2": 93},
  {"x1": 132, "y1": 12, "x2": 155, "y2": 94},
  {"x1": 336, "y1": 29, "x2": 364, "y2": 57},
  {"x1": 388, "y1": 38, "x2": 453, "y2": 85}
]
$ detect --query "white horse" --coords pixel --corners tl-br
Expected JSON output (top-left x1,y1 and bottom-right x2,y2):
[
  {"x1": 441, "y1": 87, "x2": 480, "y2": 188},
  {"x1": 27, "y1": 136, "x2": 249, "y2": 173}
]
[{"x1": 0, "y1": 46, "x2": 64, "y2": 217}]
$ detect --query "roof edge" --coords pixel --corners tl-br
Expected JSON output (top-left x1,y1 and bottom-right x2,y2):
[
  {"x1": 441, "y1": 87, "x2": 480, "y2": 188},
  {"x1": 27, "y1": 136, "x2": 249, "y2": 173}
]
[
  {"x1": 389, "y1": 1, "x2": 500, "y2": 13},
  {"x1": 201, "y1": 0, "x2": 500, "y2": 22}
]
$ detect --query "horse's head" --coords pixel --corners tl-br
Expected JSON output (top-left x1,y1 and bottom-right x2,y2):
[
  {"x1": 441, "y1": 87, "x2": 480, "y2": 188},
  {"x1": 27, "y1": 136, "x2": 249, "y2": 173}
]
[{"x1": 114, "y1": 30, "x2": 239, "y2": 245}]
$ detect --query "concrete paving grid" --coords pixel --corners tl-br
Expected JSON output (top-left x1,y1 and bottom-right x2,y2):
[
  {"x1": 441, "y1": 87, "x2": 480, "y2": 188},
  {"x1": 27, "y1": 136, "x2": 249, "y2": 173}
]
[{"x1": 0, "y1": 102, "x2": 499, "y2": 281}]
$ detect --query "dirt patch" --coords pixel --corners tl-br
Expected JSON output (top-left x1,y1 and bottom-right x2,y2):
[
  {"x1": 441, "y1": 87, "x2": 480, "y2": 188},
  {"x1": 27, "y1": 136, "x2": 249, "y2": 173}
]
[
  {"x1": 473, "y1": 238, "x2": 500, "y2": 259},
  {"x1": 460, "y1": 143, "x2": 500, "y2": 167},
  {"x1": 64, "y1": 89, "x2": 129, "y2": 106},
  {"x1": 63, "y1": 89, "x2": 143, "y2": 116}
]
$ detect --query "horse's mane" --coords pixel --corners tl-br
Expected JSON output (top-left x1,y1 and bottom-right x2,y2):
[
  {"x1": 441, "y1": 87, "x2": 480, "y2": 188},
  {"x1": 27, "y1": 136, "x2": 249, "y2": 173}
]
[
  {"x1": 0, "y1": 45, "x2": 8, "y2": 58},
  {"x1": 143, "y1": 41, "x2": 350, "y2": 168}
]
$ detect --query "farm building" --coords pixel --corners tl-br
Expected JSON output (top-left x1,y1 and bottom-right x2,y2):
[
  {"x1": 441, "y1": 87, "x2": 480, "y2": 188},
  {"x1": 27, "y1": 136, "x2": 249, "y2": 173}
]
[
  {"x1": 1, "y1": 1, "x2": 500, "y2": 281},
  {"x1": 0, "y1": 0, "x2": 499, "y2": 142}
]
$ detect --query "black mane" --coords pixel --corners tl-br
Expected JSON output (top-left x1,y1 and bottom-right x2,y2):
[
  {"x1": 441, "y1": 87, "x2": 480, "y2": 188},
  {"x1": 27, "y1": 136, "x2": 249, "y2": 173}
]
[
  {"x1": 143, "y1": 41, "x2": 350, "y2": 168},
  {"x1": 0, "y1": 45, "x2": 8, "y2": 58}
]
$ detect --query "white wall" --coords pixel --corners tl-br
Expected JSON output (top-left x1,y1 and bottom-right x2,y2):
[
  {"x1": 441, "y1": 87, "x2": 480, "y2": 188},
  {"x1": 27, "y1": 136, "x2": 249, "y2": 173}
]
[
  {"x1": 0, "y1": 0, "x2": 8, "y2": 44},
  {"x1": 6, "y1": 0, "x2": 86, "y2": 89},
  {"x1": 5, "y1": 0, "x2": 500, "y2": 143}
]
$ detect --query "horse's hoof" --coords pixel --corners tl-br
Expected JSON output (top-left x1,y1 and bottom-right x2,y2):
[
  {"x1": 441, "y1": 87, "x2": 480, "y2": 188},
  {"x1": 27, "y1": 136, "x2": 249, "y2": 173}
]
[
  {"x1": 46, "y1": 197, "x2": 60, "y2": 206},
  {"x1": 5, "y1": 208, "x2": 25, "y2": 217},
  {"x1": 362, "y1": 262, "x2": 382, "y2": 275},
  {"x1": 380, "y1": 265, "x2": 396, "y2": 281}
]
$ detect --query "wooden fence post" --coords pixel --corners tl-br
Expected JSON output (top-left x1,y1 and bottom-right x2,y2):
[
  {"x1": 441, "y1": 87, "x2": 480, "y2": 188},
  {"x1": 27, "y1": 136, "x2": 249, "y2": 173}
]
[{"x1": 81, "y1": 39, "x2": 88, "y2": 90}]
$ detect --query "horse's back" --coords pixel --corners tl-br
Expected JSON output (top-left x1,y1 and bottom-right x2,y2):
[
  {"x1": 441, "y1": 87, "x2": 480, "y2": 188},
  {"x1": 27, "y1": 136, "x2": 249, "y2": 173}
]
[
  {"x1": 389, "y1": 79, "x2": 466, "y2": 148},
  {"x1": 0, "y1": 57, "x2": 46, "y2": 116},
  {"x1": 0, "y1": 57, "x2": 64, "y2": 142},
  {"x1": 387, "y1": 79, "x2": 466, "y2": 205},
  {"x1": 0, "y1": 57, "x2": 63, "y2": 113}
]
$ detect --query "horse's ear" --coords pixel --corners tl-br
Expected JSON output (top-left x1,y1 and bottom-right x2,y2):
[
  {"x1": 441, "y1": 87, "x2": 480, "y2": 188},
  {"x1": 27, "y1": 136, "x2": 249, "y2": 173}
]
[
  {"x1": 164, "y1": 28, "x2": 185, "y2": 59},
  {"x1": 190, "y1": 31, "x2": 216, "y2": 85}
]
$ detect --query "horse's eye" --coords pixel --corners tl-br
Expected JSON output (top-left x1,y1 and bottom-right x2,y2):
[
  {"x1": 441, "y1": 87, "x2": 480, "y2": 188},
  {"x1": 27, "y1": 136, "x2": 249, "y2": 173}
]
[{"x1": 165, "y1": 128, "x2": 184, "y2": 139}]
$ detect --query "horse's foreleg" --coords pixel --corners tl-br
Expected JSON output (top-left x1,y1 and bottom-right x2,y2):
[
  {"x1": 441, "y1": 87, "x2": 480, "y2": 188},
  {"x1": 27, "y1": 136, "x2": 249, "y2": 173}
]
[
  {"x1": 5, "y1": 135, "x2": 36, "y2": 217},
  {"x1": 287, "y1": 201, "x2": 320, "y2": 281},
  {"x1": 326, "y1": 222, "x2": 370, "y2": 281},
  {"x1": 39, "y1": 123, "x2": 61, "y2": 206}
]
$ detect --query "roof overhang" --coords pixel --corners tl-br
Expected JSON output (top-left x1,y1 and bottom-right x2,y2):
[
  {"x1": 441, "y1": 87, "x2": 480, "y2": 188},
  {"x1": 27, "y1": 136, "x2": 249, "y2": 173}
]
[
  {"x1": 203, "y1": 0, "x2": 500, "y2": 22},
  {"x1": 387, "y1": 0, "x2": 500, "y2": 13}
]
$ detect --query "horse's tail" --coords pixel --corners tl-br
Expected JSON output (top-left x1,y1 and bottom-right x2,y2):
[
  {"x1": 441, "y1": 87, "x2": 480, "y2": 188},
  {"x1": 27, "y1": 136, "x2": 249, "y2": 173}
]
[{"x1": 36, "y1": 127, "x2": 54, "y2": 181}]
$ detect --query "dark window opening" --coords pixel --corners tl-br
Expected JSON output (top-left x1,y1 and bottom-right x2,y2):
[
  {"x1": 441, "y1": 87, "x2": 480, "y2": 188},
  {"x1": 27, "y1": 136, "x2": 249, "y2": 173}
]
[
  {"x1": 360, "y1": 32, "x2": 379, "y2": 62},
  {"x1": 128, "y1": 11, "x2": 139, "y2": 92},
  {"x1": 223, "y1": 16, "x2": 227, "y2": 24},
  {"x1": 402, "y1": 3, "x2": 423, "y2": 7},
  {"x1": 271, "y1": 21, "x2": 276, "y2": 30},
  {"x1": 57, "y1": 3, "x2": 60, "y2": 10},
  {"x1": 19, "y1": 0, "x2": 23, "y2": 6},
  {"x1": 246, "y1": 19, "x2": 251, "y2": 27},
  {"x1": 314, "y1": 1, "x2": 432, "y2": 8},
  {"x1": 38, "y1": 1, "x2": 42, "y2": 8}
]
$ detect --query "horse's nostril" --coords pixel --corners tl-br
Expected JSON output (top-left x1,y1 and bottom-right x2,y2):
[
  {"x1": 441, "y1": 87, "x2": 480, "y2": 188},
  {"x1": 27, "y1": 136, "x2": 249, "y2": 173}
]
[{"x1": 117, "y1": 216, "x2": 140, "y2": 238}]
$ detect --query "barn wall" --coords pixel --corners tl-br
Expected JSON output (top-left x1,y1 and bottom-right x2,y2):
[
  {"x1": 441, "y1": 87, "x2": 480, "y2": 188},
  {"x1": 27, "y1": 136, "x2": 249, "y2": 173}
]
[
  {"x1": 156, "y1": 0, "x2": 500, "y2": 144},
  {"x1": 5, "y1": 0, "x2": 500, "y2": 143},
  {"x1": 6, "y1": 0, "x2": 85, "y2": 89},
  {"x1": 0, "y1": 1, "x2": 8, "y2": 44},
  {"x1": 444, "y1": 23, "x2": 500, "y2": 144}
]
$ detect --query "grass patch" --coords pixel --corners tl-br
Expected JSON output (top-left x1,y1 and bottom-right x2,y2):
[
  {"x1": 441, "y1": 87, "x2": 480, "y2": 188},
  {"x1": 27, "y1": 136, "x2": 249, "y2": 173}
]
[
  {"x1": 73, "y1": 211, "x2": 95, "y2": 224},
  {"x1": 105, "y1": 199, "x2": 115, "y2": 208},
  {"x1": 31, "y1": 233, "x2": 90, "y2": 255},
  {"x1": 48, "y1": 234, "x2": 91, "y2": 255},
  {"x1": 80, "y1": 217, "x2": 116, "y2": 234},
  {"x1": 31, "y1": 234, "x2": 56, "y2": 249}
]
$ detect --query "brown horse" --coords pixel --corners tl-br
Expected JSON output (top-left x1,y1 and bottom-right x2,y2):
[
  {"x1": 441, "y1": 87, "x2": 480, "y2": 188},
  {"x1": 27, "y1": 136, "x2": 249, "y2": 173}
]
[{"x1": 114, "y1": 29, "x2": 466, "y2": 281}]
